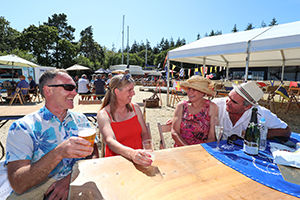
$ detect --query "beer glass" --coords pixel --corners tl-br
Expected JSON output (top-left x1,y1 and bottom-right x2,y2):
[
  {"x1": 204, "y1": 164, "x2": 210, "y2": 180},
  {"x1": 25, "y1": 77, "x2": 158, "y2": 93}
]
[
  {"x1": 77, "y1": 121, "x2": 97, "y2": 148},
  {"x1": 142, "y1": 139, "x2": 155, "y2": 162}
]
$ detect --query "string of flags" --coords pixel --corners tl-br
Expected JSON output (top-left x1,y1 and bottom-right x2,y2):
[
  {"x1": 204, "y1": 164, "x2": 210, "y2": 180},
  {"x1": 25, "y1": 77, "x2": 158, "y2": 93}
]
[{"x1": 164, "y1": 62, "x2": 225, "y2": 79}]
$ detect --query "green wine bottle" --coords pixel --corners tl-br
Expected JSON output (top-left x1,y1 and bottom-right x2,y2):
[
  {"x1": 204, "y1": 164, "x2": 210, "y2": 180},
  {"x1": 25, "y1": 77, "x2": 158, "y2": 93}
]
[{"x1": 243, "y1": 107, "x2": 260, "y2": 156}]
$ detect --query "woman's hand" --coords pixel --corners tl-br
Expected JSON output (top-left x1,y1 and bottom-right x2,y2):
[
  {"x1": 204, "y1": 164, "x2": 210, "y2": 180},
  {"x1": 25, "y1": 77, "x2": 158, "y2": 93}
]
[{"x1": 131, "y1": 150, "x2": 153, "y2": 166}]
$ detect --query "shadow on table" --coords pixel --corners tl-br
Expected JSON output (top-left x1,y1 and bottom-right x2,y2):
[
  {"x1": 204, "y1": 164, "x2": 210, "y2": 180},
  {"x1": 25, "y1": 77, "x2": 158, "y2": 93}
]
[
  {"x1": 68, "y1": 181, "x2": 104, "y2": 200},
  {"x1": 134, "y1": 164, "x2": 164, "y2": 181}
]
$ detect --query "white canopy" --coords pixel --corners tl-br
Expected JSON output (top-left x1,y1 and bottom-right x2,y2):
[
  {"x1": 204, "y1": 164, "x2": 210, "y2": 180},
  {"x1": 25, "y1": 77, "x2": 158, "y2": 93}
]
[
  {"x1": 169, "y1": 20, "x2": 300, "y2": 68},
  {"x1": 0, "y1": 54, "x2": 39, "y2": 68},
  {"x1": 66, "y1": 64, "x2": 90, "y2": 71}
]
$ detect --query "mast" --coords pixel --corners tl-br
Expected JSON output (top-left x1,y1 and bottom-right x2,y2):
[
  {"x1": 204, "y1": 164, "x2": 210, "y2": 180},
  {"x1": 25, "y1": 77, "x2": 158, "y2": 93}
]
[
  {"x1": 127, "y1": 26, "x2": 129, "y2": 66},
  {"x1": 122, "y1": 15, "x2": 125, "y2": 65},
  {"x1": 145, "y1": 39, "x2": 148, "y2": 66}
]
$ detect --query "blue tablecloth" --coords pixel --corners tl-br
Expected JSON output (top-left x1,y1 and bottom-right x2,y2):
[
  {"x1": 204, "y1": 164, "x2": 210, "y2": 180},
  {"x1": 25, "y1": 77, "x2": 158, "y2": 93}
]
[{"x1": 201, "y1": 132, "x2": 300, "y2": 198}]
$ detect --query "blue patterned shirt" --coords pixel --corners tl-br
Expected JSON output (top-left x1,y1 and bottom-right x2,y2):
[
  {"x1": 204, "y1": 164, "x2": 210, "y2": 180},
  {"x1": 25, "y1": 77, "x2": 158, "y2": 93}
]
[{"x1": 5, "y1": 106, "x2": 89, "y2": 180}]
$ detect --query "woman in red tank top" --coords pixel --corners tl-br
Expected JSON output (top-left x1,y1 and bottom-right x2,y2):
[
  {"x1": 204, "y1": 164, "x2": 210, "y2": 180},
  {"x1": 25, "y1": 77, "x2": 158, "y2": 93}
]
[{"x1": 97, "y1": 74, "x2": 152, "y2": 166}]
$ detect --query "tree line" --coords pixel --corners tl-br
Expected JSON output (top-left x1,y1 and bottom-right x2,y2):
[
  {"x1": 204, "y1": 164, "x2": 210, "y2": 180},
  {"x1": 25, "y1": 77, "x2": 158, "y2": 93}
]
[{"x1": 0, "y1": 13, "x2": 279, "y2": 71}]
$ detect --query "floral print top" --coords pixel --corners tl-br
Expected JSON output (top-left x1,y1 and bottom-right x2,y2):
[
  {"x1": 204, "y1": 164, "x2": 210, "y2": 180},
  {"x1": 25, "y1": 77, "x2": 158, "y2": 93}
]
[
  {"x1": 5, "y1": 106, "x2": 88, "y2": 180},
  {"x1": 175, "y1": 100, "x2": 210, "y2": 146}
]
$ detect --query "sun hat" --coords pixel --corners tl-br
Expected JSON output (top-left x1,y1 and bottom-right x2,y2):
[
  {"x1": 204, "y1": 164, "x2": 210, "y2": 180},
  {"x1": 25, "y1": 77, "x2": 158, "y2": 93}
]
[
  {"x1": 232, "y1": 81, "x2": 264, "y2": 105},
  {"x1": 180, "y1": 75, "x2": 216, "y2": 96}
]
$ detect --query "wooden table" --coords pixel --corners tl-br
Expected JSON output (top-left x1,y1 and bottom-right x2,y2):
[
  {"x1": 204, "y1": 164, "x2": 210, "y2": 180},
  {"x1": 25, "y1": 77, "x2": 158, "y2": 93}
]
[
  {"x1": 0, "y1": 102, "x2": 101, "y2": 129},
  {"x1": 68, "y1": 145, "x2": 297, "y2": 199}
]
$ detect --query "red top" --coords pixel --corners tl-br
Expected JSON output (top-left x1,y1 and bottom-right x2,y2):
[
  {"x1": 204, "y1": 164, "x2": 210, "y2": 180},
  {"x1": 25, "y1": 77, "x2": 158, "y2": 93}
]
[{"x1": 105, "y1": 104, "x2": 143, "y2": 157}]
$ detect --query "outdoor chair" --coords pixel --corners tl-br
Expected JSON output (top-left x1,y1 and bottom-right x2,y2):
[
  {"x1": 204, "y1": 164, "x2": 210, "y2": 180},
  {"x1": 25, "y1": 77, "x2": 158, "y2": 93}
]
[
  {"x1": 278, "y1": 85, "x2": 300, "y2": 113},
  {"x1": 32, "y1": 86, "x2": 44, "y2": 102},
  {"x1": 157, "y1": 122, "x2": 172, "y2": 149},
  {"x1": 6, "y1": 87, "x2": 24, "y2": 106},
  {"x1": 21, "y1": 87, "x2": 31, "y2": 103},
  {"x1": 0, "y1": 94, "x2": 3, "y2": 105},
  {"x1": 0, "y1": 141, "x2": 4, "y2": 160},
  {"x1": 259, "y1": 85, "x2": 278, "y2": 113}
]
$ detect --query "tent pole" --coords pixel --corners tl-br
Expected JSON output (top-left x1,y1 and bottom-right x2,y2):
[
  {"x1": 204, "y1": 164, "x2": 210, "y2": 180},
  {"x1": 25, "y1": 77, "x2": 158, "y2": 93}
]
[
  {"x1": 167, "y1": 54, "x2": 170, "y2": 106},
  {"x1": 281, "y1": 61, "x2": 285, "y2": 82},
  {"x1": 226, "y1": 63, "x2": 229, "y2": 81},
  {"x1": 280, "y1": 50, "x2": 285, "y2": 82},
  {"x1": 203, "y1": 57, "x2": 206, "y2": 77},
  {"x1": 245, "y1": 40, "x2": 251, "y2": 82}
]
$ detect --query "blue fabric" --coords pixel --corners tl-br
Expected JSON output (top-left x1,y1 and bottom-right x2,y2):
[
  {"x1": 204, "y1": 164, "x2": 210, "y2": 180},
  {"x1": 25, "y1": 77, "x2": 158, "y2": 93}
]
[{"x1": 201, "y1": 132, "x2": 300, "y2": 198}]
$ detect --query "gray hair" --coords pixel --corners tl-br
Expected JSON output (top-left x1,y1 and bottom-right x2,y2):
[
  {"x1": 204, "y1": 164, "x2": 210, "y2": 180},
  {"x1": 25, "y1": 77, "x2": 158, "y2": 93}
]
[
  {"x1": 39, "y1": 69, "x2": 68, "y2": 97},
  {"x1": 243, "y1": 99, "x2": 252, "y2": 107}
]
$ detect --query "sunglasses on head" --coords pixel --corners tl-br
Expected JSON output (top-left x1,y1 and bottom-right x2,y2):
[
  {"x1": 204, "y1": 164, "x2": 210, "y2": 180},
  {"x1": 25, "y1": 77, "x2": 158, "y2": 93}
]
[
  {"x1": 115, "y1": 74, "x2": 131, "y2": 88},
  {"x1": 227, "y1": 134, "x2": 244, "y2": 147},
  {"x1": 47, "y1": 84, "x2": 76, "y2": 91}
]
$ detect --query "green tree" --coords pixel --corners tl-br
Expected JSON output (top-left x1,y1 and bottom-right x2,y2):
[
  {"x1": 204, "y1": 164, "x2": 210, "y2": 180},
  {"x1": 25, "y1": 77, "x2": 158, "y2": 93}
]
[
  {"x1": 197, "y1": 33, "x2": 201, "y2": 40},
  {"x1": 79, "y1": 26, "x2": 104, "y2": 70},
  {"x1": 0, "y1": 17, "x2": 21, "y2": 53},
  {"x1": 245, "y1": 23, "x2": 255, "y2": 30},
  {"x1": 44, "y1": 13, "x2": 77, "y2": 68},
  {"x1": 231, "y1": 24, "x2": 238, "y2": 32},
  {"x1": 18, "y1": 24, "x2": 58, "y2": 66},
  {"x1": 269, "y1": 17, "x2": 278, "y2": 26},
  {"x1": 260, "y1": 20, "x2": 267, "y2": 28},
  {"x1": 130, "y1": 40, "x2": 139, "y2": 53}
]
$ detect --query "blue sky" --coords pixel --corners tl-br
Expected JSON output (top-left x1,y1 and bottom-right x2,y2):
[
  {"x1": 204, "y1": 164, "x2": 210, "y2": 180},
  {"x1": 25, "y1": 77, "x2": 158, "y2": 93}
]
[{"x1": 2, "y1": 0, "x2": 300, "y2": 51}]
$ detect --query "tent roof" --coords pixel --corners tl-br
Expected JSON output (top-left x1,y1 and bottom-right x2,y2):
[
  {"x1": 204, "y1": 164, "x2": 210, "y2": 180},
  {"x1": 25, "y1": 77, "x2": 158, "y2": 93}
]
[
  {"x1": 169, "y1": 21, "x2": 300, "y2": 68},
  {"x1": 0, "y1": 54, "x2": 39, "y2": 68},
  {"x1": 66, "y1": 64, "x2": 90, "y2": 71}
]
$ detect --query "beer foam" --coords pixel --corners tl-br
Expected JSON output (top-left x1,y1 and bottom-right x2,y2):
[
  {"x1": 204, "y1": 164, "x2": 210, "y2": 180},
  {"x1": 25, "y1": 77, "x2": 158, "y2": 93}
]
[{"x1": 78, "y1": 128, "x2": 96, "y2": 137}]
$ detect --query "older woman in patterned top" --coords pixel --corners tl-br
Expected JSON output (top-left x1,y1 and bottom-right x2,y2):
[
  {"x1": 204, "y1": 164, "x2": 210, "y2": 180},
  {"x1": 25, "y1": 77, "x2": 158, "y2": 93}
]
[{"x1": 171, "y1": 76, "x2": 218, "y2": 146}]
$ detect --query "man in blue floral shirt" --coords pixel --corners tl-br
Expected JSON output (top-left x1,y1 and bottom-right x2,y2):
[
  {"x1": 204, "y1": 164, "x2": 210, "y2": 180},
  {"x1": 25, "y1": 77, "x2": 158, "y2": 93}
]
[{"x1": 5, "y1": 69, "x2": 99, "y2": 199}]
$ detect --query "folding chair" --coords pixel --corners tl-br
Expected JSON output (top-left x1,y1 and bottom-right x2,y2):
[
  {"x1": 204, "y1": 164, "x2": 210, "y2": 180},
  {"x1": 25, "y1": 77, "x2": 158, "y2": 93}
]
[
  {"x1": 0, "y1": 94, "x2": 3, "y2": 105},
  {"x1": 0, "y1": 141, "x2": 4, "y2": 160},
  {"x1": 21, "y1": 87, "x2": 31, "y2": 103},
  {"x1": 277, "y1": 84, "x2": 300, "y2": 113},
  {"x1": 6, "y1": 88, "x2": 24, "y2": 106},
  {"x1": 157, "y1": 122, "x2": 172, "y2": 149},
  {"x1": 259, "y1": 85, "x2": 278, "y2": 113},
  {"x1": 32, "y1": 86, "x2": 44, "y2": 102}
]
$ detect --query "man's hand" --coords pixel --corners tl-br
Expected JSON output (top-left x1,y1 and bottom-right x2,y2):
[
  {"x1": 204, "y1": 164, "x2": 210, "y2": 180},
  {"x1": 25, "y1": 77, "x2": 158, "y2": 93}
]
[
  {"x1": 56, "y1": 137, "x2": 94, "y2": 160},
  {"x1": 44, "y1": 175, "x2": 71, "y2": 200}
]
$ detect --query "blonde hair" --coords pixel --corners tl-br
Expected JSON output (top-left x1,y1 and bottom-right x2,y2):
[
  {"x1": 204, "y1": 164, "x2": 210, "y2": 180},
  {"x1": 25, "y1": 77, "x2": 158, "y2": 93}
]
[{"x1": 101, "y1": 74, "x2": 135, "y2": 121}]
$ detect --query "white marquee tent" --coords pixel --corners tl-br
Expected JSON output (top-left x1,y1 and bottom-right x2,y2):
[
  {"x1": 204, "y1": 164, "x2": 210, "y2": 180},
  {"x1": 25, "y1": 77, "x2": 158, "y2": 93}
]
[
  {"x1": 165, "y1": 20, "x2": 300, "y2": 105},
  {"x1": 168, "y1": 20, "x2": 300, "y2": 81}
]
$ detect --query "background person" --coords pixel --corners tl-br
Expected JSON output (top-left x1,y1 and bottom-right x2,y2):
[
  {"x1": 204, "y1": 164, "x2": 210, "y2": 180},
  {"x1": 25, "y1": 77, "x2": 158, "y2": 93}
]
[
  {"x1": 171, "y1": 76, "x2": 218, "y2": 146},
  {"x1": 16, "y1": 75, "x2": 29, "y2": 95},
  {"x1": 94, "y1": 74, "x2": 106, "y2": 99},
  {"x1": 77, "y1": 74, "x2": 91, "y2": 99},
  {"x1": 212, "y1": 81, "x2": 291, "y2": 140},
  {"x1": 97, "y1": 74, "x2": 152, "y2": 166},
  {"x1": 5, "y1": 69, "x2": 99, "y2": 199},
  {"x1": 28, "y1": 75, "x2": 37, "y2": 94}
]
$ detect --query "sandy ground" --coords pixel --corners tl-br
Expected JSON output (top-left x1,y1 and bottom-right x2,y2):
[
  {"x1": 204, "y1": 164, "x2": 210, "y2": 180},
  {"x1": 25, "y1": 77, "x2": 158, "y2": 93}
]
[{"x1": 1, "y1": 85, "x2": 299, "y2": 160}]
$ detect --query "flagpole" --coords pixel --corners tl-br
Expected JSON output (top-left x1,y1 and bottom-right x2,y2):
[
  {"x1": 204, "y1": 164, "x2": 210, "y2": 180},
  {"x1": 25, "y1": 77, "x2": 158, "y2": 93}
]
[{"x1": 167, "y1": 53, "x2": 170, "y2": 106}]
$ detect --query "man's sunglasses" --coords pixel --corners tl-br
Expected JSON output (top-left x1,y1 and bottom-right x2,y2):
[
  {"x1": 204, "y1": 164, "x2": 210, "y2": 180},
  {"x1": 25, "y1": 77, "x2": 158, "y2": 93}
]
[
  {"x1": 227, "y1": 134, "x2": 244, "y2": 147},
  {"x1": 47, "y1": 84, "x2": 76, "y2": 91},
  {"x1": 115, "y1": 74, "x2": 131, "y2": 88}
]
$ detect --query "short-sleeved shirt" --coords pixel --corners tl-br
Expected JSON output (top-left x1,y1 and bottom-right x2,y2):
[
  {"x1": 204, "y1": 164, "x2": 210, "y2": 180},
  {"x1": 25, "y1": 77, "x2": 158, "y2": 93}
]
[
  {"x1": 5, "y1": 106, "x2": 89, "y2": 180},
  {"x1": 212, "y1": 97, "x2": 287, "y2": 140},
  {"x1": 94, "y1": 79, "x2": 106, "y2": 94},
  {"x1": 77, "y1": 78, "x2": 89, "y2": 93},
  {"x1": 17, "y1": 80, "x2": 30, "y2": 94},
  {"x1": 29, "y1": 80, "x2": 37, "y2": 91}
]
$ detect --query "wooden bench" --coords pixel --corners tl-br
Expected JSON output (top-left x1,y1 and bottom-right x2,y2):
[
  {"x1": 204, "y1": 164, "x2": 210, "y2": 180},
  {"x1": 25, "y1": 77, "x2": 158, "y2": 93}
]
[
  {"x1": 78, "y1": 99, "x2": 102, "y2": 105},
  {"x1": 79, "y1": 94, "x2": 105, "y2": 100},
  {"x1": 78, "y1": 94, "x2": 105, "y2": 105}
]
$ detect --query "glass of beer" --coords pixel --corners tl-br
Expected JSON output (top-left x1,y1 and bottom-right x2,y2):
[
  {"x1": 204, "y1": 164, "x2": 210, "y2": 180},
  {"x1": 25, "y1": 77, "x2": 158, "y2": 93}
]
[{"x1": 77, "y1": 121, "x2": 97, "y2": 148}]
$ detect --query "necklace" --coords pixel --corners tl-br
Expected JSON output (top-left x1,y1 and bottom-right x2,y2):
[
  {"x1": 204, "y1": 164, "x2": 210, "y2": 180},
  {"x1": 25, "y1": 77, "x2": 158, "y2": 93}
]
[{"x1": 116, "y1": 110, "x2": 128, "y2": 121}]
